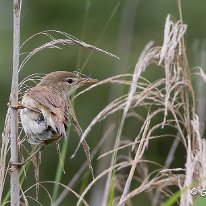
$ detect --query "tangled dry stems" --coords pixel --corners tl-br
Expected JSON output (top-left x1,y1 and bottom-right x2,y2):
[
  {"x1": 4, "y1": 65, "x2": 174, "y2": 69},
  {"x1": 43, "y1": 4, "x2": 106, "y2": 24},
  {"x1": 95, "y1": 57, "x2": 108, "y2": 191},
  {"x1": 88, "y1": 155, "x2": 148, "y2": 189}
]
[{"x1": 74, "y1": 14, "x2": 206, "y2": 206}]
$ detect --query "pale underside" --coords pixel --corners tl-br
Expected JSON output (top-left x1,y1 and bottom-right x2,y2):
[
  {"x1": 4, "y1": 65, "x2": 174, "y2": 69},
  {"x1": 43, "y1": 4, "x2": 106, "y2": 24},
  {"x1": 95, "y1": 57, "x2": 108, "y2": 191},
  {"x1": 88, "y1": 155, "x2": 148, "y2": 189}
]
[{"x1": 20, "y1": 88, "x2": 68, "y2": 145}]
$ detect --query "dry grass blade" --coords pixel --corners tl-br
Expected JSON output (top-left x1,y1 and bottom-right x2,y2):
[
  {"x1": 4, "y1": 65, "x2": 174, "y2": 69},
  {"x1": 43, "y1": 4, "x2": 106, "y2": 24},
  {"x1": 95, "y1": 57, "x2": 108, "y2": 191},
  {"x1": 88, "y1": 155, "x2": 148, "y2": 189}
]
[
  {"x1": 124, "y1": 41, "x2": 154, "y2": 114},
  {"x1": 72, "y1": 68, "x2": 165, "y2": 159},
  {"x1": 22, "y1": 181, "x2": 89, "y2": 206},
  {"x1": 19, "y1": 30, "x2": 119, "y2": 70},
  {"x1": 18, "y1": 73, "x2": 45, "y2": 99},
  {"x1": 76, "y1": 161, "x2": 132, "y2": 206},
  {"x1": 0, "y1": 110, "x2": 11, "y2": 204},
  {"x1": 158, "y1": 14, "x2": 187, "y2": 126},
  {"x1": 81, "y1": 139, "x2": 94, "y2": 180},
  {"x1": 97, "y1": 132, "x2": 180, "y2": 161},
  {"x1": 75, "y1": 13, "x2": 199, "y2": 206},
  {"x1": 71, "y1": 74, "x2": 134, "y2": 158},
  {"x1": 118, "y1": 116, "x2": 151, "y2": 206},
  {"x1": 20, "y1": 185, "x2": 29, "y2": 206},
  {"x1": 180, "y1": 115, "x2": 206, "y2": 205},
  {"x1": 53, "y1": 124, "x2": 116, "y2": 206},
  {"x1": 195, "y1": 67, "x2": 206, "y2": 82},
  {"x1": 117, "y1": 175, "x2": 181, "y2": 206},
  {"x1": 109, "y1": 42, "x2": 154, "y2": 206},
  {"x1": 152, "y1": 136, "x2": 180, "y2": 206},
  {"x1": 72, "y1": 74, "x2": 133, "y2": 100}
]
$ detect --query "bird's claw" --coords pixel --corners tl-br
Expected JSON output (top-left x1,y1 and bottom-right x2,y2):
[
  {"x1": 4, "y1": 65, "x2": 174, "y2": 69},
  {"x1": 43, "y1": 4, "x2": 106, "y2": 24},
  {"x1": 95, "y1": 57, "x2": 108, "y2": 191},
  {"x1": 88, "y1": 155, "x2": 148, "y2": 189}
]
[
  {"x1": 8, "y1": 101, "x2": 25, "y2": 110},
  {"x1": 8, "y1": 162, "x2": 24, "y2": 172}
]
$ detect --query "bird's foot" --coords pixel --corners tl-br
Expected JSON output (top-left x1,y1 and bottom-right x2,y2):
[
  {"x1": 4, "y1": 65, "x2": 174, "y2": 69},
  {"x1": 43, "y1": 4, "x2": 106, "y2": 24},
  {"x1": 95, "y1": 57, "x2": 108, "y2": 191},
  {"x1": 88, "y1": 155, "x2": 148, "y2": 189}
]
[
  {"x1": 8, "y1": 101, "x2": 42, "y2": 114},
  {"x1": 8, "y1": 101, "x2": 25, "y2": 110},
  {"x1": 9, "y1": 161, "x2": 25, "y2": 172}
]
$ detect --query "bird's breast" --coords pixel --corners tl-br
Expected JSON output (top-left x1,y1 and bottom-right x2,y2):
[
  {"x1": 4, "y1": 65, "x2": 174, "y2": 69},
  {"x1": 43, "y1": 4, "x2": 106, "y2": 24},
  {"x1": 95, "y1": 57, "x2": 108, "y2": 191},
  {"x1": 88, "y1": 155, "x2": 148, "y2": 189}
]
[{"x1": 20, "y1": 94, "x2": 59, "y2": 144}]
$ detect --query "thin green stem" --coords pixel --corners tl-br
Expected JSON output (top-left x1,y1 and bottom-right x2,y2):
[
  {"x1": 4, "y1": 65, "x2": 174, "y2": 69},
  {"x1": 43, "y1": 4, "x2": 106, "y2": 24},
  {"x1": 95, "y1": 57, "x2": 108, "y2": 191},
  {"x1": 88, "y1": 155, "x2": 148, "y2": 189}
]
[{"x1": 52, "y1": 129, "x2": 71, "y2": 202}]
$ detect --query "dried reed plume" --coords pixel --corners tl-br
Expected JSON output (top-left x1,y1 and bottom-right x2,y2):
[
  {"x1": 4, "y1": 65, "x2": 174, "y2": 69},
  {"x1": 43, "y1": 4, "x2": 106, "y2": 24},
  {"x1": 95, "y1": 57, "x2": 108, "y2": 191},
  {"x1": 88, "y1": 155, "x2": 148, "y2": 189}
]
[{"x1": 72, "y1": 14, "x2": 206, "y2": 206}]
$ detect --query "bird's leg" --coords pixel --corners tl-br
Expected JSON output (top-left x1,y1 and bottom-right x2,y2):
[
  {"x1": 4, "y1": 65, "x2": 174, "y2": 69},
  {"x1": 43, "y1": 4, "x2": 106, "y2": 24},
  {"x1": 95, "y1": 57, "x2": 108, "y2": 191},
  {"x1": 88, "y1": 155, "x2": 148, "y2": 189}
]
[{"x1": 11, "y1": 143, "x2": 45, "y2": 168}]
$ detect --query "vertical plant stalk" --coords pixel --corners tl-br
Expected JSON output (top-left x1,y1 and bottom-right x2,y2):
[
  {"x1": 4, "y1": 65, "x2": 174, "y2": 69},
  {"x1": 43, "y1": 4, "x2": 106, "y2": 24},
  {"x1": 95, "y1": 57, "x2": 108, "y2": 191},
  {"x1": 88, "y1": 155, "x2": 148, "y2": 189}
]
[
  {"x1": 118, "y1": 42, "x2": 153, "y2": 206},
  {"x1": 97, "y1": 1, "x2": 140, "y2": 205},
  {"x1": 10, "y1": 0, "x2": 21, "y2": 205}
]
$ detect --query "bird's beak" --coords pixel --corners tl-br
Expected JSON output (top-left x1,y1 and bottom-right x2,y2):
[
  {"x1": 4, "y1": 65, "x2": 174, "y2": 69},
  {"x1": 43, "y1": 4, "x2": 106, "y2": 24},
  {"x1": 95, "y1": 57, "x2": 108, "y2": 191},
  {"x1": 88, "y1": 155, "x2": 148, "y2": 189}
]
[{"x1": 79, "y1": 77, "x2": 98, "y2": 84}]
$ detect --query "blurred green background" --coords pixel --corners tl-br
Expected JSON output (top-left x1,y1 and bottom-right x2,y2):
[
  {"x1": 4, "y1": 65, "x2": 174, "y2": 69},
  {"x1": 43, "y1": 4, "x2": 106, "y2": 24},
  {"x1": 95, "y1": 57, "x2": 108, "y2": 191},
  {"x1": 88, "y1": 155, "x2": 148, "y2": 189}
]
[{"x1": 1, "y1": 0, "x2": 206, "y2": 205}]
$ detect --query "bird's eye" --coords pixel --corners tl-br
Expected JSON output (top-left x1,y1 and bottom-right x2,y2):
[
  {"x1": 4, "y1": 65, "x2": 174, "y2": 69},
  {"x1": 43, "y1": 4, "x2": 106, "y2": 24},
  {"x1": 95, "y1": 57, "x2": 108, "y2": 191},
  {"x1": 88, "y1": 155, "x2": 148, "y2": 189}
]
[{"x1": 67, "y1": 79, "x2": 73, "y2": 84}]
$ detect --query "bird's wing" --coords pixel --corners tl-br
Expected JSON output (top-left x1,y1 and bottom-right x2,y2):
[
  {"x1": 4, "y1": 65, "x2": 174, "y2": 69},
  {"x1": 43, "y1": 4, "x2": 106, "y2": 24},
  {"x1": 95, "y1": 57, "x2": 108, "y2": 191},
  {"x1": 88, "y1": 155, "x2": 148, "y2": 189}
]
[{"x1": 26, "y1": 86, "x2": 68, "y2": 137}]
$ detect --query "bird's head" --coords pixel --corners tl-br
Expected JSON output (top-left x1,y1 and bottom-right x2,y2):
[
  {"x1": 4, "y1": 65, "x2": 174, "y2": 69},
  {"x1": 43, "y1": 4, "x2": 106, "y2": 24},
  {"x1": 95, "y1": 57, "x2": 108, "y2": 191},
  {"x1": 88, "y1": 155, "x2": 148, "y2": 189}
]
[{"x1": 39, "y1": 71, "x2": 98, "y2": 96}]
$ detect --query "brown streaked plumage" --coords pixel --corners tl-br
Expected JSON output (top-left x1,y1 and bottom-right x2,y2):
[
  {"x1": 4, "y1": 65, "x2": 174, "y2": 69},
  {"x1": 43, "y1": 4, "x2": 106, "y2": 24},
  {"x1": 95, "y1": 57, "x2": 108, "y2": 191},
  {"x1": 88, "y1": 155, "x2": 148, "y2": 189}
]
[{"x1": 17, "y1": 71, "x2": 97, "y2": 166}]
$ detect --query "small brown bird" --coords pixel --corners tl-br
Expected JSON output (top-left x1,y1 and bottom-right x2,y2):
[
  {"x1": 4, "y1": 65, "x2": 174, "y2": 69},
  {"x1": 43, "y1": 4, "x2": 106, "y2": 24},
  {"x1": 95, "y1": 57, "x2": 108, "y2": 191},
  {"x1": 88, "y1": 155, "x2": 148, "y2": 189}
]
[{"x1": 16, "y1": 71, "x2": 97, "y2": 166}]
